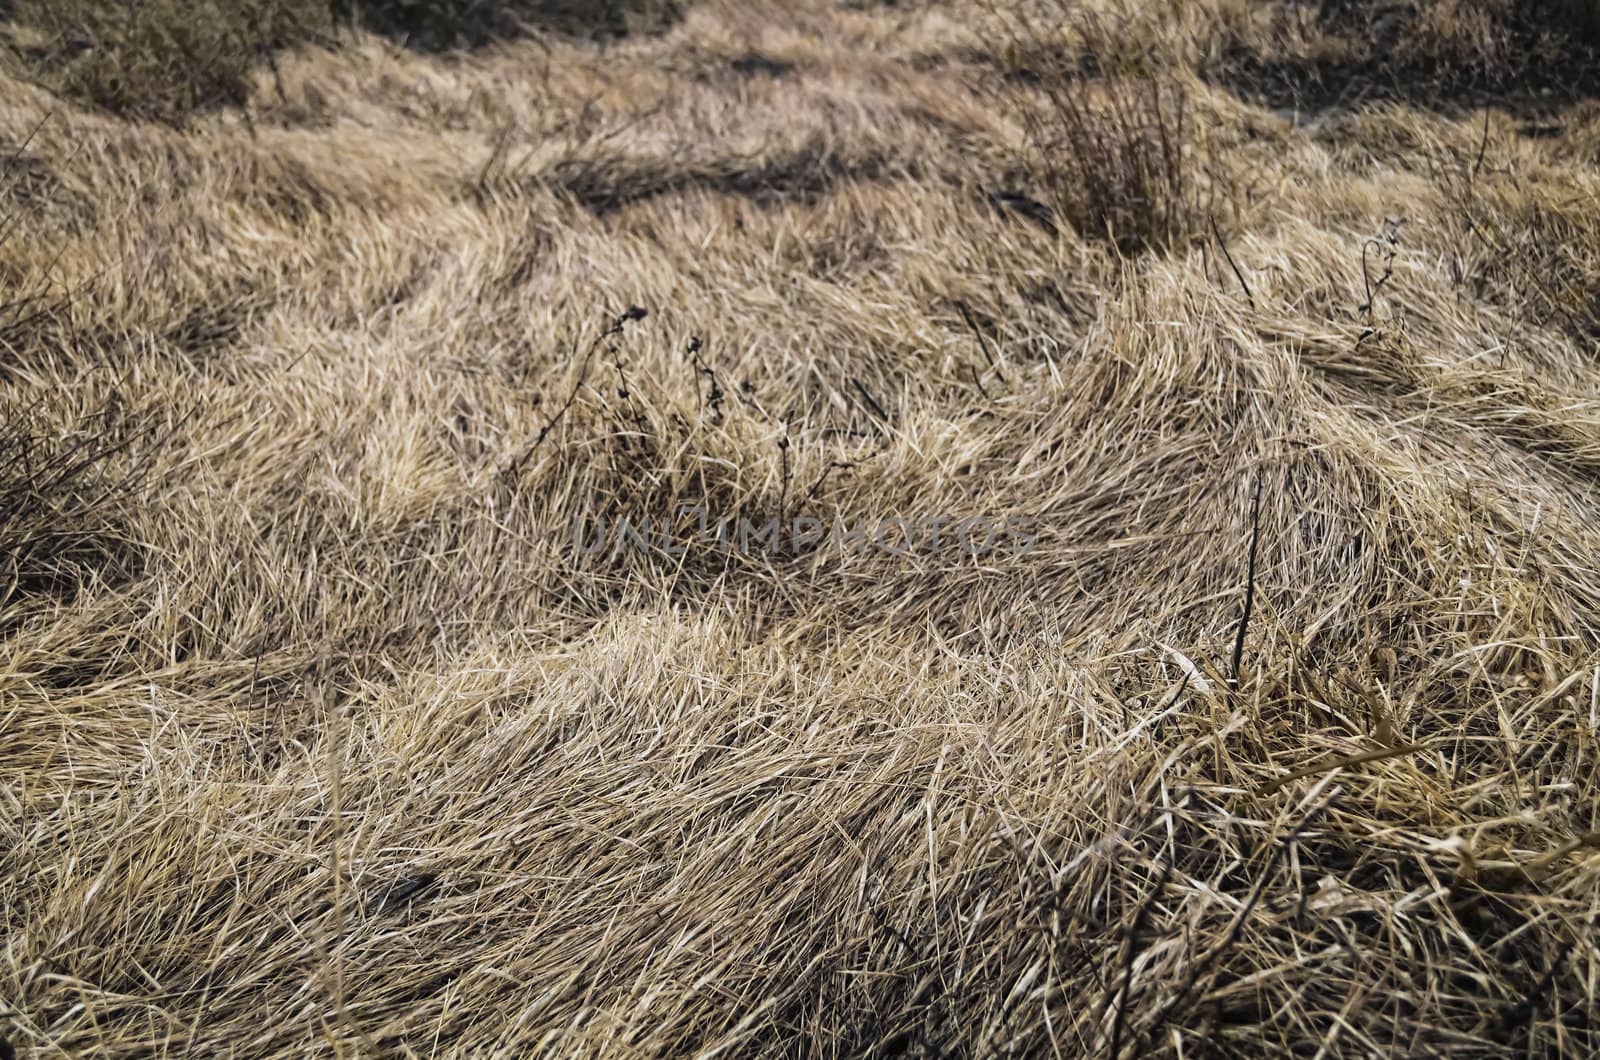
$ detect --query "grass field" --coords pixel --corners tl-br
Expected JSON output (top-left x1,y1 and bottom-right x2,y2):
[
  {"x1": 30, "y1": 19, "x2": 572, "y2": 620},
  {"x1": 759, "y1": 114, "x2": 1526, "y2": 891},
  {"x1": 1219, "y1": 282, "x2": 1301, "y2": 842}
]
[{"x1": 4, "y1": 1, "x2": 1600, "y2": 1055}]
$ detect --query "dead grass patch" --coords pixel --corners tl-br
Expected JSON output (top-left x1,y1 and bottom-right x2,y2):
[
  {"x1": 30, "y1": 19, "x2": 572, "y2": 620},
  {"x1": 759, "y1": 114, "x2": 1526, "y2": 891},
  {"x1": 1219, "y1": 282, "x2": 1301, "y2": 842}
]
[
  {"x1": 1217, "y1": 0, "x2": 1600, "y2": 115},
  {"x1": 3, "y1": 1, "x2": 1600, "y2": 1057}
]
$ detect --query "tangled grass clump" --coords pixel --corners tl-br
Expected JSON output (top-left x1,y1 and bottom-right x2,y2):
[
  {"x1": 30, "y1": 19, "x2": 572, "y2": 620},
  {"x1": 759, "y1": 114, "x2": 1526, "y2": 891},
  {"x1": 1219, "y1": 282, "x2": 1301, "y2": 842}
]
[{"x1": 1001, "y1": 6, "x2": 1232, "y2": 255}]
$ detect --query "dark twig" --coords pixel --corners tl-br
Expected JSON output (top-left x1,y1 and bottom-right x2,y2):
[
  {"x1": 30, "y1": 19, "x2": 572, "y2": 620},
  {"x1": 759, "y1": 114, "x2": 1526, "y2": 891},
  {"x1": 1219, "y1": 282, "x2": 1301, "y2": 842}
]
[
  {"x1": 1358, "y1": 219, "x2": 1402, "y2": 319},
  {"x1": 806, "y1": 460, "x2": 853, "y2": 501},
  {"x1": 1359, "y1": 240, "x2": 1384, "y2": 316},
  {"x1": 967, "y1": 363, "x2": 990, "y2": 399},
  {"x1": 507, "y1": 305, "x2": 646, "y2": 476},
  {"x1": 957, "y1": 302, "x2": 1007, "y2": 384},
  {"x1": 851, "y1": 378, "x2": 890, "y2": 423},
  {"x1": 1230, "y1": 470, "x2": 1263, "y2": 687},
  {"x1": 778, "y1": 433, "x2": 791, "y2": 527},
  {"x1": 687, "y1": 336, "x2": 724, "y2": 421},
  {"x1": 1211, "y1": 216, "x2": 1254, "y2": 310},
  {"x1": 1472, "y1": 108, "x2": 1490, "y2": 183}
]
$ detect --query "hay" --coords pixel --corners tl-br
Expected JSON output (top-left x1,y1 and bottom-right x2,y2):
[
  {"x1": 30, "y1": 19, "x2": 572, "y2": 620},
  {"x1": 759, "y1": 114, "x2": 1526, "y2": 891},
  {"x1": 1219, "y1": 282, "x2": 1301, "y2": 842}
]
[{"x1": 2, "y1": 1, "x2": 1598, "y2": 1055}]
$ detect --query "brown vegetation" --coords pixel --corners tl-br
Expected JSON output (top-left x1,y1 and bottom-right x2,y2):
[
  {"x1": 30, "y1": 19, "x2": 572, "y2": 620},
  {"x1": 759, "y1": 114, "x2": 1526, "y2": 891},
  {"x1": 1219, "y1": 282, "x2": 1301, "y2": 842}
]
[{"x1": 2, "y1": 0, "x2": 1600, "y2": 1055}]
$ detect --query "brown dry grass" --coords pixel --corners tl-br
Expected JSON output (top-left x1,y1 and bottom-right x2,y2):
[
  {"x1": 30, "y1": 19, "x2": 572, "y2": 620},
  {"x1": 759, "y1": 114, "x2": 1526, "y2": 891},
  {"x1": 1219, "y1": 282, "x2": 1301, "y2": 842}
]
[{"x1": 3, "y1": 0, "x2": 1600, "y2": 1056}]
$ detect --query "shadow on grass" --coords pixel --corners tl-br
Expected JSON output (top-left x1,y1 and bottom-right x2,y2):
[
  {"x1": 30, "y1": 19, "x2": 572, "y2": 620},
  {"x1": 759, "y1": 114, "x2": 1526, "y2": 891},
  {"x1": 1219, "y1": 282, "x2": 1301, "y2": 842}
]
[
  {"x1": 1208, "y1": 0, "x2": 1600, "y2": 120},
  {"x1": 333, "y1": 0, "x2": 684, "y2": 51},
  {"x1": 1211, "y1": 50, "x2": 1600, "y2": 122},
  {"x1": 0, "y1": 0, "x2": 685, "y2": 124}
]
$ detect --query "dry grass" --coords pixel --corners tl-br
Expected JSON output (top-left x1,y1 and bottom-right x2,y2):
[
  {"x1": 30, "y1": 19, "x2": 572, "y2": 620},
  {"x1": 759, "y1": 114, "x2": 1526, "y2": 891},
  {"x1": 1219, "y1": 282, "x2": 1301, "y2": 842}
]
[
  {"x1": 1215, "y1": 0, "x2": 1600, "y2": 114},
  {"x1": 1, "y1": 0, "x2": 335, "y2": 123},
  {"x1": 3, "y1": 0, "x2": 1600, "y2": 1055},
  {"x1": 0, "y1": 0, "x2": 682, "y2": 123}
]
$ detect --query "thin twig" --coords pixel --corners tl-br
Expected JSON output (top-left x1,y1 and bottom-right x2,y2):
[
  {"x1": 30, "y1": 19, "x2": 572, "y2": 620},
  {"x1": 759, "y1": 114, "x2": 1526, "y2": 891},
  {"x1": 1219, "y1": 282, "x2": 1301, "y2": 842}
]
[
  {"x1": 507, "y1": 305, "x2": 646, "y2": 476},
  {"x1": 1230, "y1": 470, "x2": 1263, "y2": 687},
  {"x1": 957, "y1": 302, "x2": 1007, "y2": 384},
  {"x1": 851, "y1": 378, "x2": 889, "y2": 423},
  {"x1": 806, "y1": 460, "x2": 853, "y2": 501},
  {"x1": 1212, "y1": 216, "x2": 1254, "y2": 310},
  {"x1": 1472, "y1": 109, "x2": 1490, "y2": 183},
  {"x1": 968, "y1": 363, "x2": 990, "y2": 399},
  {"x1": 778, "y1": 433, "x2": 790, "y2": 528}
]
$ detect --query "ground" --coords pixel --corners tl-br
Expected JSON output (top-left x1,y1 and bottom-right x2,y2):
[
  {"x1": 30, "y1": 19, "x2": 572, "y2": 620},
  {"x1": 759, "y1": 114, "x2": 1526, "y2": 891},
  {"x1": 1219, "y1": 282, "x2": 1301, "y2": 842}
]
[{"x1": 2, "y1": 1, "x2": 1599, "y2": 1056}]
